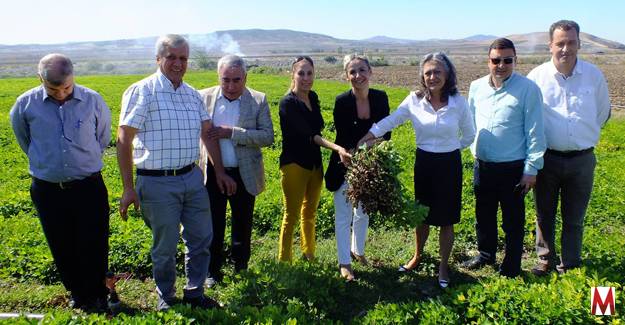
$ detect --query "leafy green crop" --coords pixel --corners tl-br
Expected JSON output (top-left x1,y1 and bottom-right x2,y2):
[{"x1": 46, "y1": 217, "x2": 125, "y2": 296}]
[
  {"x1": 0, "y1": 72, "x2": 624, "y2": 323},
  {"x1": 346, "y1": 141, "x2": 428, "y2": 229}
]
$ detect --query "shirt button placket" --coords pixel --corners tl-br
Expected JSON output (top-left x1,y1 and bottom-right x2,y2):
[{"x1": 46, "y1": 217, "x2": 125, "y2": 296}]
[
  {"x1": 489, "y1": 96, "x2": 497, "y2": 130},
  {"x1": 565, "y1": 84, "x2": 573, "y2": 144},
  {"x1": 434, "y1": 110, "x2": 440, "y2": 147}
]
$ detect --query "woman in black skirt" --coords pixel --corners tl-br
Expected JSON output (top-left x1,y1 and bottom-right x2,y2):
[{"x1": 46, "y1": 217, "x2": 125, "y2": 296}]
[{"x1": 358, "y1": 52, "x2": 475, "y2": 287}]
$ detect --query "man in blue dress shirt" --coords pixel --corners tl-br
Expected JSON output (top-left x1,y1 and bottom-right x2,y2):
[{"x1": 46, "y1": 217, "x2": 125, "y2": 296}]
[
  {"x1": 464, "y1": 38, "x2": 546, "y2": 277},
  {"x1": 10, "y1": 53, "x2": 112, "y2": 311}
]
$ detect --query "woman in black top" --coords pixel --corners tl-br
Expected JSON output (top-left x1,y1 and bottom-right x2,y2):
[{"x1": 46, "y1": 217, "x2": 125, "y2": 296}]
[
  {"x1": 324, "y1": 55, "x2": 391, "y2": 281},
  {"x1": 278, "y1": 56, "x2": 351, "y2": 263}
]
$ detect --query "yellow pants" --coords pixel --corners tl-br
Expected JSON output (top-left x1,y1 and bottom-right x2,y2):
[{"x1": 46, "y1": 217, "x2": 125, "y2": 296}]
[{"x1": 278, "y1": 163, "x2": 323, "y2": 262}]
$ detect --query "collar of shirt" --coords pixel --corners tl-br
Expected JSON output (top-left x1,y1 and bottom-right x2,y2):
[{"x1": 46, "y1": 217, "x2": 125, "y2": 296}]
[
  {"x1": 217, "y1": 89, "x2": 242, "y2": 103},
  {"x1": 416, "y1": 92, "x2": 459, "y2": 113},
  {"x1": 548, "y1": 58, "x2": 583, "y2": 80},
  {"x1": 214, "y1": 90, "x2": 241, "y2": 128},
  {"x1": 287, "y1": 90, "x2": 318, "y2": 111},
  {"x1": 41, "y1": 85, "x2": 82, "y2": 104},
  {"x1": 488, "y1": 72, "x2": 518, "y2": 90},
  {"x1": 155, "y1": 69, "x2": 187, "y2": 92}
]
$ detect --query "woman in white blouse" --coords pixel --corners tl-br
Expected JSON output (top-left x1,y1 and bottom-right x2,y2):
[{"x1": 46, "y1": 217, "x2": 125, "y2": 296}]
[{"x1": 358, "y1": 52, "x2": 475, "y2": 288}]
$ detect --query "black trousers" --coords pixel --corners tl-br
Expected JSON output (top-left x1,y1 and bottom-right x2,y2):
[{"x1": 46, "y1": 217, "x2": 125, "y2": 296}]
[
  {"x1": 30, "y1": 173, "x2": 110, "y2": 304},
  {"x1": 206, "y1": 165, "x2": 255, "y2": 276},
  {"x1": 473, "y1": 160, "x2": 525, "y2": 277}
]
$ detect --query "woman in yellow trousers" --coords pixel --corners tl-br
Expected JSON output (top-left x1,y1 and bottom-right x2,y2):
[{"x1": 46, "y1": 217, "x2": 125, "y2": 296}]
[{"x1": 277, "y1": 56, "x2": 351, "y2": 262}]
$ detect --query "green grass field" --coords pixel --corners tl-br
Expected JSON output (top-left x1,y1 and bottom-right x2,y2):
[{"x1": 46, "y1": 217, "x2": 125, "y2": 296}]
[{"x1": 1, "y1": 71, "x2": 624, "y2": 323}]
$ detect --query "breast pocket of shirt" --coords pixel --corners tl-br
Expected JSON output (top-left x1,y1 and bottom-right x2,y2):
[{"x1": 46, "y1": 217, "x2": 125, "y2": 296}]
[
  {"x1": 182, "y1": 103, "x2": 202, "y2": 133},
  {"x1": 492, "y1": 96, "x2": 522, "y2": 125},
  {"x1": 68, "y1": 110, "x2": 97, "y2": 148},
  {"x1": 572, "y1": 87, "x2": 595, "y2": 108}
]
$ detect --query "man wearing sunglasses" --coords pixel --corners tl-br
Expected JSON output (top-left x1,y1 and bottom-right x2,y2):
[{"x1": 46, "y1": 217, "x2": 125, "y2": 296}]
[
  {"x1": 527, "y1": 20, "x2": 611, "y2": 276},
  {"x1": 10, "y1": 53, "x2": 112, "y2": 312},
  {"x1": 464, "y1": 38, "x2": 546, "y2": 277}
]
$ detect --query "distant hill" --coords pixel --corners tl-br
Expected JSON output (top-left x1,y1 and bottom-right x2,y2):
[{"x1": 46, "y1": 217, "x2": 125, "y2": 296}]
[
  {"x1": 0, "y1": 29, "x2": 623, "y2": 67},
  {"x1": 362, "y1": 36, "x2": 415, "y2": 44},
  {"x1": 463, "y1": 34, "x2": 498, "y2": 41},
  {"x1": 506, "y1": 31, "x2": 625, "y2": 52}
]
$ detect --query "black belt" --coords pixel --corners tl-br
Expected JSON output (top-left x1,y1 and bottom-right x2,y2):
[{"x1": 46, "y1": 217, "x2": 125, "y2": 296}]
[
  {"x1": 32, "y1": 172, "x2": 101, "y2": 190},
  {"x1": 546, "y1": 148, "x2": 593, "y2": 158},
  {"x1": 137, "y1": 164, "x2": 195, "y2": 177},
  {"x1": 477, "y1": 159, "x2": 524, "y2": 169}
]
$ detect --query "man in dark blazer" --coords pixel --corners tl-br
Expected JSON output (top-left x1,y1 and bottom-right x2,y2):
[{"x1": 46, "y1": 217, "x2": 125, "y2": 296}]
[{"x1": 198, "y1": 54, "x2": 274, "y2": 287}]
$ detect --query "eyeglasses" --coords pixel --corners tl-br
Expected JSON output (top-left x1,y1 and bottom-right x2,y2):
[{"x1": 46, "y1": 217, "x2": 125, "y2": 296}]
[{"x1": 489, "y1": 56, "x2": 515, "y2": 65}]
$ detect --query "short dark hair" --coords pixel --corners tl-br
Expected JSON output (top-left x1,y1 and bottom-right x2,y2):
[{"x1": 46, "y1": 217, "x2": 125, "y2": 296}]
[
  {"x1": 488, "y1": 38, "x2": 516, "y2": 56},
  {"x1": 417, "y1": 52, "x2": 458, "y2": 101},
  {"x1": 549, "y1": 20, "x2": 580, "y2": 41}
]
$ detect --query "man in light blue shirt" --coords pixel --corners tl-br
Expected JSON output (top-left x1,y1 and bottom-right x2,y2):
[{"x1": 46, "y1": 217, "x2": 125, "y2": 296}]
[
  {"x1": 464, "y1": 38, "x2": 546, "y2": 277},
  {"x1": 10, "y1": 53, "x2": 112, "y2": 311}
]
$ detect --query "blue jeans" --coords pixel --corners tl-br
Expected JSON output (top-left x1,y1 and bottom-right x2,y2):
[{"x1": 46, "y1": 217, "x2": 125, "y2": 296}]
[{"x1": 137, "y1": 166, "x2": 212, "y2": 300}]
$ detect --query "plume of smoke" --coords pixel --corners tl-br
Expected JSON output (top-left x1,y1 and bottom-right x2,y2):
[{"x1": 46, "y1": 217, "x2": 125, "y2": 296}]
[
  {"x1": 188, "y1": 33, "x2": 244, "y2": 56},
  {"x1": 524, "y1": 33, "x2": 547, "y2": 54}
]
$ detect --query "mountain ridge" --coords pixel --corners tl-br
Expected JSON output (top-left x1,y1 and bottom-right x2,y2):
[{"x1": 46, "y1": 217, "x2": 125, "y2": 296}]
[{"x1": 0, "y1": 29, "x2": 622, "y2": 66}]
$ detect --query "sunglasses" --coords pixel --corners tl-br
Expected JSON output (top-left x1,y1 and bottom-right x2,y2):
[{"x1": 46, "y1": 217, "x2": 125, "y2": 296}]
[
  {"x1": 293, "y1": 55, "x2": 314, "y2": 66},
  {"x1": 489, "y1": 56, "x2": 515, "y2": 65}
]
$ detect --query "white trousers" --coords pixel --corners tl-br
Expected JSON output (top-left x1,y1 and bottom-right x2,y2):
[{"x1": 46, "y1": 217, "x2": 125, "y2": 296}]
[{"x1": 334, "y1": 182, "x2": 369, "y2": 265}]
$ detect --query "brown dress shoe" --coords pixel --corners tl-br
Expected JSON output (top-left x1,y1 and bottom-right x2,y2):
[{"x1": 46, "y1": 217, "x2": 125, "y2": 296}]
[{"x1": 350, "y1": 251, "x2": 370, "y2": 266}]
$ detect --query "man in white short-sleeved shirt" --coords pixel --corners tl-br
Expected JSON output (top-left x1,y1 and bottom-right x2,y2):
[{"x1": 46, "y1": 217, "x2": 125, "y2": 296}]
[
  {"x1": 527, "y1": 20, "x2": 611, "y2": 276},
  {"x1": 116, "y1": 34, "x2": 235, "y2": 310}
]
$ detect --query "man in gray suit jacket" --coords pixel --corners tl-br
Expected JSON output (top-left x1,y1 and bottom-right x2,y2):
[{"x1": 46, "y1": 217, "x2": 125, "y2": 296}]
[{"x1": 199, "y1": 55, "x2": 274, "y2": 287}]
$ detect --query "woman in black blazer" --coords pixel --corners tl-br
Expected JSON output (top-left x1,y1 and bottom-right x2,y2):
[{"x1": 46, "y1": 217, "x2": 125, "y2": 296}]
[{"x1": 324, "y1": 54, "x2": 391, "y2": 281}]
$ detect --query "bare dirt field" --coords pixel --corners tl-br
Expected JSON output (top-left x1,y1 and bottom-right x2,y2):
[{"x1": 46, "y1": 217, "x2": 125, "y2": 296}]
[
  {"x1": 315, "y1": 54, "x2": 625, "y2": 110},
  {"x1": 2, "y1": 53, "x2": 623, "y2": 111}
]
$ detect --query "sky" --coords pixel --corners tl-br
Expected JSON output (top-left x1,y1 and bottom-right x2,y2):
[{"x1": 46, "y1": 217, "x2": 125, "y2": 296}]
[{"x1": 1, "y1": 0, "x2": 623, "y2": 45}]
